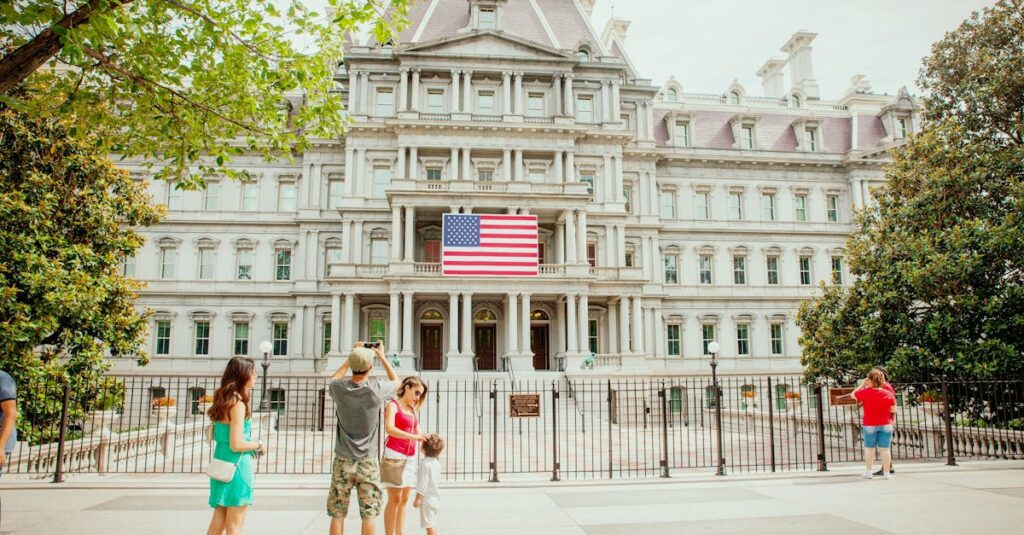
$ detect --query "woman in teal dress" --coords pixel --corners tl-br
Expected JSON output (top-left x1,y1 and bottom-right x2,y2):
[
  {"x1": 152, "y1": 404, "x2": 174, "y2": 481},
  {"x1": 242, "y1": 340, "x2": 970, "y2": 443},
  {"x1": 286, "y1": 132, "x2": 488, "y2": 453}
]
[{"x1": 206, "y1": 357, "x2": 267, "y2": 535}]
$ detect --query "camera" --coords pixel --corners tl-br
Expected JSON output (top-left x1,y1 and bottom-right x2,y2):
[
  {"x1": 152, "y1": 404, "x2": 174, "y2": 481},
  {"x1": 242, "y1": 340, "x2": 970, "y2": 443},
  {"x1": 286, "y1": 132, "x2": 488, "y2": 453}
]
[{"x1": 363, "y1": 341, "x2": 382, "y2": 349}]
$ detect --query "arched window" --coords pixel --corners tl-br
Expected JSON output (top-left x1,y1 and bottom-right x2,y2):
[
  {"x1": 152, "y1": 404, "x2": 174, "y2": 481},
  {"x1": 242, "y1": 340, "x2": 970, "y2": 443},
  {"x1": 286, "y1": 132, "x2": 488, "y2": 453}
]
[
  {"x1": 576, "y1": 48, "x2": 590, "y2": 61},
  {"x1": 790, "y1": 94, "x2": 801, "y2": 108},
  {"x1": 421, "y1": 309, "x2": 443, "y2": 321},
  {"x1": 727, "y1": 91, "x2": 740, "y2": 105},
  {"x1": 474, "y1": 309, "x2": 497, "y2": 322},
  {"x1": 530, "y1": 310, "x2": 549, "y2": 321},
  {"x1": 666, "y1": 88, "x2": 678, "y2": 102}
]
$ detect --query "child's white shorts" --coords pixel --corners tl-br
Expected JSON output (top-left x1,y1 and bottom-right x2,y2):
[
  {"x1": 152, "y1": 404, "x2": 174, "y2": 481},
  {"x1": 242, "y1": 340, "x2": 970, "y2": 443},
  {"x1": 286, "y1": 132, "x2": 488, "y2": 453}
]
[{"x1": 420, "y1": 504, "x2": 439, "y2": 529}]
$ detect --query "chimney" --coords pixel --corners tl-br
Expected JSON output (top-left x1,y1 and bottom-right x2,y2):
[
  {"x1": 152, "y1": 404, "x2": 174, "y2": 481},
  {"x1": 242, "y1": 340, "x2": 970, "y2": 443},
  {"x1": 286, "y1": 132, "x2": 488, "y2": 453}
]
[
  {"x1": 756, "y1": 58, "x2": 787, "y2": 98},
  {"x1": 579, "y1": 0, "x2": 597, "y2": 17},
  {"x1": 781, "y1": 31, "x2": 820, "y2": 99}
]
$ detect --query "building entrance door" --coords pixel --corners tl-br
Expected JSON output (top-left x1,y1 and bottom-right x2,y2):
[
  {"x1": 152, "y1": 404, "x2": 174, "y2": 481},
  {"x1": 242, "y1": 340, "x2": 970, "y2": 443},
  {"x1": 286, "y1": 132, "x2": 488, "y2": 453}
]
[
  {"x1": 531, "y1": 325, "x2": 549, "y2": 370},
  {"x1": 421, "y1": 324, "x2": 442, "y2": 370},
  {"x1": 475, "y1": 325, "x2": 496, "y2": 370}
]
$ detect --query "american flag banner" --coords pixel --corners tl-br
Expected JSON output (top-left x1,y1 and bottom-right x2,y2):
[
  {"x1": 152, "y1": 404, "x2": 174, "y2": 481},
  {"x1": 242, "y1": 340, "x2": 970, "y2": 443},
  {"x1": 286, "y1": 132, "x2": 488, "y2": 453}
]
[{"x1": 442, "y1": 214, "x2": 539, "y2": 277}]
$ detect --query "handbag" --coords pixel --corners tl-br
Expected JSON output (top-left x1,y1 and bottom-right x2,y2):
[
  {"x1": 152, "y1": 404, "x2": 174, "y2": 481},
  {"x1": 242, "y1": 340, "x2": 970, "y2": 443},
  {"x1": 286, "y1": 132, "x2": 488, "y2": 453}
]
[
  {"x1": 207, "y1": 454, "x2": 243, "y2": 483},
  {"x1": 380, "y1": 455, "x2": 407, "y2": 486}
]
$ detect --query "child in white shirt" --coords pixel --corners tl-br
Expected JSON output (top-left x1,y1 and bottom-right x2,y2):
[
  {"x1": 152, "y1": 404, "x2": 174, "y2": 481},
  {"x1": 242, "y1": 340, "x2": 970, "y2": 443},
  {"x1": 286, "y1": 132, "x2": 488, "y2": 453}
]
[{"x1": 413, "y1": 433, "x2": 444, "y2": 534}]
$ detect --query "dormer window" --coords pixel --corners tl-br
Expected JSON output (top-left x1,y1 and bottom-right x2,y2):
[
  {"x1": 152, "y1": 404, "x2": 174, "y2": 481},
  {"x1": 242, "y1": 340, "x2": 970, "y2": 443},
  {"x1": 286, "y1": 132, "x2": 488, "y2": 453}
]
[
  {"x1": 727, "y1": 91, "x2": 740, "y2": 105},
  {"x1": 790, "y1": 95, "x2": 801, "y2": 108},
  {"x1": 479, "y1": 8, "x2": 496, "y2": 29},
  {"x1": 576, "y1": 48, "x2": 590, "y2": 61},
  {"x1": 804, "y1": 128, "x2": 818, "y2": 151},
  {"x1": 898, "y1": 117, "x2": 909, "y2": 138},
  {"x1": 666, "y1": 88, "x2": 678, "y2": 102}
]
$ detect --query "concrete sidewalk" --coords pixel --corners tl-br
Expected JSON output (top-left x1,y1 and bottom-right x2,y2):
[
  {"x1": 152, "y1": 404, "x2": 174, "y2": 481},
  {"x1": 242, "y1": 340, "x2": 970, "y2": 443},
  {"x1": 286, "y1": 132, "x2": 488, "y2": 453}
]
[{"x1": 1, "y1": 461, "x2": 1022, "y2": 534}]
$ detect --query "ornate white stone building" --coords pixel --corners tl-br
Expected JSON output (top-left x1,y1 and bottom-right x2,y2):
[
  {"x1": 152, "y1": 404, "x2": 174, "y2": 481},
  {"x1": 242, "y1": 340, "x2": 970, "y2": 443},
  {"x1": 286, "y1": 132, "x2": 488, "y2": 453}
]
[{"x1": 116, "y1": 0, "x2": 919, "y2": 380}]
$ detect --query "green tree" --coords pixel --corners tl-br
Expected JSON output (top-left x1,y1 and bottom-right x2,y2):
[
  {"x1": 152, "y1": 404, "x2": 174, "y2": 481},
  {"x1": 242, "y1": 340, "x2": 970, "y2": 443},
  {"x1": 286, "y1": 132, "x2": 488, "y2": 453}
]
[
  {"x1": 1, "y1": 0, "x2": 408, "y2": 188},
  {"x1": 797, "y1": 0, "x2": 1024, "y2": 387},
  {"x1": 0, "y1": 109, "x2": 163, "y2": 442}
]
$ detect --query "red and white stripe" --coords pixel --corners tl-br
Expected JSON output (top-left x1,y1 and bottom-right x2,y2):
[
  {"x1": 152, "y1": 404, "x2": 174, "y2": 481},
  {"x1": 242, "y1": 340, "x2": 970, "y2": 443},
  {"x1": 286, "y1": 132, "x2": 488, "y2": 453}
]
[{"x1": 443, "y1": 214, "x2": 539, "y2": 277}]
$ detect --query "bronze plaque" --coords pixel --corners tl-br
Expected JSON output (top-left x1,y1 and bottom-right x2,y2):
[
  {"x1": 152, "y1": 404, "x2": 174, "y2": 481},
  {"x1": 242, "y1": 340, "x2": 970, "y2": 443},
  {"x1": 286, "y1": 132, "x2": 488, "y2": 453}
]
[
  {"x1": 830, "y1": 387, "x2": 858, "y2": 406},
  {"x1": 509, "y1": 393, "x2": 541, "y2": 418}
]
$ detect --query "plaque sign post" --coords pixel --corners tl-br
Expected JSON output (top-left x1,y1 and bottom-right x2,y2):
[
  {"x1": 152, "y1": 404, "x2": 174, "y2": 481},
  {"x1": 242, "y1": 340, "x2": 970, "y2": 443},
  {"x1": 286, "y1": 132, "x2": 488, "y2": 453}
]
[{"x1": 509, "y1": 393, "x2": 541, "y2": 418}]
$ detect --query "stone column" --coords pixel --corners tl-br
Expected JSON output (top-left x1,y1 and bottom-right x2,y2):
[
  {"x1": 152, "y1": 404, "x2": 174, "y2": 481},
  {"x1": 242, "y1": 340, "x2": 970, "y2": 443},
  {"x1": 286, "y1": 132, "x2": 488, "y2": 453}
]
[
  {"x1": 340, "y1": 219, "x2": 352, "y2": 263},
  {"x1": 514, "y1": 150, "x2": 523, "y2": 181},
  {"x1": 398, "y1": 69, "x2": 409, "y2": 112},
  {"x1": 555, "y1": 223, "x2": 565, "y2": 265},
  {"x1": 502, "y1": 71, "x2": 512, "y2": 114},
  {"x1": 397, "y1": 147, "x2": 406, "y2": 180},
  {"x1": 463, "y1": 70, "x2": 473, "y2": 113},
  {"x1": 565, "y1": 294, "x2": 578, "y2": 353},
  {"x1": 565, "y1": 151, "x2": 575, "y2": 183},
  {"x1": 513, "y1": 72, "x2": 524, "y2": 114},
  {"x1": 604, "y1": 225, "x2": 616, "y2": 267},
  {"x1": 600, "y1": 80, "x2": 610, "y2": 123},
  {"x1": 555, "y1": 297, "x2": 566, "y2": 355},
  {"x1": 506, "y1": 293, "x2": 519, "y2": 354},
  {"x1": 343, "y1": 293, "x2": 355, "y2": 348},
  {"x1": 409, "y1": 147, "x2": 418, "y2": 180},
  {"x1": 576, "y1": 210, "x2": 588, "y2": 265},
  {"x1": 450, "y1": 148, "x2": 459, "y2": 179},
  {"x1": 447, "y1": 293, "x2": 460, "y2": 357},
  {"x1": 391, "y1": 206, "x2": 402, "y2": 261},
  {"x1": 618, "y1": 295, "x2": 631, "y2": 353},
  {"x1": 389, "y1": 292, "x2": 400, "y2": 352},
  {"x1": 649, "y1": 172, "x2": 659, "y2": 215},
  {"x1": 616, "y1": 224, "x2": 626, "y2": 267},
  {"x1": 462, "y1": 148, "x2": 472, "y2": 181},
  {"x1": 344, "y1": 147, "x2": 355, "y2": 196},
  {"x1": 402, "y1": 292, "x2": 414, "y2": 354},
  {"x1": 361, "y1": 72, "x2": 370, "y2": 115},
  {"x1": 502, "y1": 149, "x2": 512, "y2": 181},
  {"x1": 330, "y1": 293, "x2": 342, "y2": 353},
  {"x1": 631, "y1": 296, "x2": 644, "y2": 354},
  {"x1": 410, "y1": 69, "x2": 420, "y2": 112},
  {"x1": 520, "y1": 293, "x2": 531, "y2": 357},
  {"x1": 564, "y1": 75, "x2": 574, "y2": 115},
  {"x1": 553, "y1": 75, "x2": 562, "y2": 115},
  {"x1": 554, "y1": 151, "x2": 564, "y2": 183},
  {"x1": 612, "y1": 79, "x2": 621, "y2": 119},
  {"x1": 403, "y1": 206, "x2": 415, "y2": 262},
  {"x1": 615, "y1": 155, "x2": 625, "y2": 202},
  {"x1": 348, "y1": 71, "x2": 359, "y2": 113},
  {"x1": 461, "y1": 293, "x2": 473, "y2": 355},
  {"x1": 602, "y1": 155, "x2": 612, "y2": 204},
  {"x1": 564, "y1": 210, "x2": 577, "y2": 264},
  {"x1": 646, "y1": 101, "x2": 655, "y2": 139},
  {"x1": 354, "y1": 148, "x2": 365, "y2": 196},
  {"x1": 451, "y1": 69, "x2": 461, "y2": 112},
  {"x1": 351, "y1": 220, "x2": 363, "y2": 263},
  {"x1": 608, "y1": 300, "x2": 618, "y2": 355},
  {"x1": 577, "y1": 293, "x2": 589, "y2": 355}
]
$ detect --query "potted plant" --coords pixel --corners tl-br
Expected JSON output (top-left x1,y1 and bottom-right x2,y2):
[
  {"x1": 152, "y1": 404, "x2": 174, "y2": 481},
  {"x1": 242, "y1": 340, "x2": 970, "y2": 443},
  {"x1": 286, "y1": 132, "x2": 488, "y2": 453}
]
[
  {"x1": 919, "y1": 390, "x2": 944, "y2": 416},
  {"x1": 196, "y1": 395, "x2": 214, "y2": 417},
  {"x1": 741, "y1": 390, "x2": 757, "y2": 411},
  {"x1": 85, "y1": 378, "x2": 124, "y2": 438},
  {"x1": 784, "y1": 391, "x2": 802, "y2": 411},
  {"x1": 151, "y1": 397, "x2": 177, "y2": 426}
]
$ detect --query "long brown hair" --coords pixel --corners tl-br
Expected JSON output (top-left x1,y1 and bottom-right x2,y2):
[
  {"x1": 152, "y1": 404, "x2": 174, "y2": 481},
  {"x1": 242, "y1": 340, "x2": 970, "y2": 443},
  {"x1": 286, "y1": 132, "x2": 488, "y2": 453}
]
[
  {"x1": 396, "y1": 376, "x2": 428, "y2": 410},
  {"x1": 208, "y1": 357, "x2": 255, "y2": 422}
]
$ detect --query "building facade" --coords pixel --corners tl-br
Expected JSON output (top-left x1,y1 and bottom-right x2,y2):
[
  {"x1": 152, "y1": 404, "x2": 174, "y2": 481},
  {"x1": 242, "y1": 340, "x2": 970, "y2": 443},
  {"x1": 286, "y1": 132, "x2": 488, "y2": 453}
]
[{"x1": 115, "y1": 0, "x2": 919, "y2": 378}]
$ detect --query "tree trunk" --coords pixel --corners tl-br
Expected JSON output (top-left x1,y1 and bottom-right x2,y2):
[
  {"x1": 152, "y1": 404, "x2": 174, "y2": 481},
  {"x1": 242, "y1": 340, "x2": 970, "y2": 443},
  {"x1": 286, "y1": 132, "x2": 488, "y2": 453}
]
[{"x1": 0, "y1": 0, "x2": 130, "y2": 95}]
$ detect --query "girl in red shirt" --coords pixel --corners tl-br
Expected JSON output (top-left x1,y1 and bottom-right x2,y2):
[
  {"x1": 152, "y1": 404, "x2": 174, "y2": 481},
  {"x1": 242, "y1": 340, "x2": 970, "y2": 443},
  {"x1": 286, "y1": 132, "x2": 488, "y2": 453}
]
[{"x1": 853, "y1": 368, "x2": 896, "y2": 479}]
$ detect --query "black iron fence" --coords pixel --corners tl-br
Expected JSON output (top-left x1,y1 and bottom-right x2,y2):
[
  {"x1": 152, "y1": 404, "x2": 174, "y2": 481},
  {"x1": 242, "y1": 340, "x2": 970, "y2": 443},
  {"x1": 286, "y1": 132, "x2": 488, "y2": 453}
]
[{"x1": 5, "y1": 374, "x2": 1023, "y2": 482}]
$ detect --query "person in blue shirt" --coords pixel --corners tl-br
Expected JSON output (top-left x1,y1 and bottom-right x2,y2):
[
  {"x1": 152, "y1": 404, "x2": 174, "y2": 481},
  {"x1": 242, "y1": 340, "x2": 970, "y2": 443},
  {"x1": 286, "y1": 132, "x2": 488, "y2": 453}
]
[{"x1": 0, "y1": 369, "x2": 17, "y2": 475}]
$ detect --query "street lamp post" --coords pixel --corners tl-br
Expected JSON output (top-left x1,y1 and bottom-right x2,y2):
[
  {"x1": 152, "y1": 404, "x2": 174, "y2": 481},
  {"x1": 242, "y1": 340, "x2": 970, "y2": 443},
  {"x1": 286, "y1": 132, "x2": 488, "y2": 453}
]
[
  {"x1": 707, "y1": 341, "x2": 725, "y2": 476},
  {"x1": 258, "y1": 340, "x2": 273, "y2": 412}
]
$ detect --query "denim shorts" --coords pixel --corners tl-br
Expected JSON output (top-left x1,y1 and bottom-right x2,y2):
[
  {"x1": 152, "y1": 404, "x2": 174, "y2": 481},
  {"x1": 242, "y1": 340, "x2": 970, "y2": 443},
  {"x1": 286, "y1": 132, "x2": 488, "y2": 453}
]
[{"x1": 863, "y1": 425, "x2": 893, "y2": 448}]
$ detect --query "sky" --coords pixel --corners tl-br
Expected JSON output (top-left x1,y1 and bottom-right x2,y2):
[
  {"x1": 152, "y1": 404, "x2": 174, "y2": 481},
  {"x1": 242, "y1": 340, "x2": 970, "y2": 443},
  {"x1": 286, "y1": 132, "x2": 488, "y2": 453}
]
[{"x1": 585, "y1": 0, "x2": 994, "y2": 99}]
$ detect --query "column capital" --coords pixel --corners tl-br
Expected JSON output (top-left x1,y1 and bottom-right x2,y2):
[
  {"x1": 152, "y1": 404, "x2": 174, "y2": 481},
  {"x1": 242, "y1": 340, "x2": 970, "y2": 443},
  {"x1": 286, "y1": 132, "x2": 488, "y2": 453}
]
[
  {"x1": 462, "y1": 291, "x2": 474, "y2": 297},
  {"x1": 463, "y1": 69, "x2": 474, "y2": 76},
  {"x1": 411, "y1": 67, "x2": 422, "y2": 74},
  {"x1": 451, "y1": 68, "x2": 462, "y2": 75},
  {"x1": 612, "y1": 78, "x2": 622, "y2": 87},
  {"x1": 389, "y1": 290, "x2": 400, "y2": 297},
  {"x1": 448, "y1": 291, "x2": 460, "y2": 298},
  {"x1": 502, "y1": 71, "x2": 512, "y2": 78},
  {"x1": 400, "y1": 67, "x2": 410, "y2": 74}
]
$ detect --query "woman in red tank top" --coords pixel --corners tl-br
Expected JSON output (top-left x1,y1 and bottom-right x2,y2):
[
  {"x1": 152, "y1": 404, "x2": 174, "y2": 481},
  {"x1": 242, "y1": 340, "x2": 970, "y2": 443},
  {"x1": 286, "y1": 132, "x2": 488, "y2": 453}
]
[{"x1": 383, "y1": 376, "x2": 428, "y2": 535}]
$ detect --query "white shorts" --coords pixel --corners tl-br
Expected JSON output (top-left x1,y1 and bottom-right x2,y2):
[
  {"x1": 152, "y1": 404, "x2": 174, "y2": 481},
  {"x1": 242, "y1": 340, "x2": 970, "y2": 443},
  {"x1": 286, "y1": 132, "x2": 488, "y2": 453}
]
[
  {"x1": 419, "y1": 503, "x2": 439, "y2": 528},
  {"x1": 381, "y1": 447, "x2": 418, "y2": 488}
]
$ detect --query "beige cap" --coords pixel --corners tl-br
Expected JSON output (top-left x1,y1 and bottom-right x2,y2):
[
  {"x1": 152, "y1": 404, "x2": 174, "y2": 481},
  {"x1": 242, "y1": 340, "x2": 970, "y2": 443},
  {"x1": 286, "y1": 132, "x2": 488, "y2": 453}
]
[{"x1": 348, "y1": 347, "x2": 375, "y2": 373}]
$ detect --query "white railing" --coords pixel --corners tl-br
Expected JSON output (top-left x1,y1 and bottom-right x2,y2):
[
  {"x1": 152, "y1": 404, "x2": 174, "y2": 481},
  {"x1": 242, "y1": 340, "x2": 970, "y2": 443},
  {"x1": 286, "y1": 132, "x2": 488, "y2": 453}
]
[
  {"x1": 524, "y1": 116, "x2": 555, "y2": 124},
  {"x1": 539, "y1": 264, "x2": 564, "y2": 276},
  {"x1": 471, "y1": 114, "x2": 501, "y2": 122},
  {"x1": 474, "y1": 182, "x2": 507, "y2": 192},
  {"x1": 589, "y1": 267, "x2": 620, "y2": 279},
  {"x1": 594, "y1": 354, "x2": 622, "y2": 369},
  {"x1": 355, "y1": 264, "x2": 387, "y2": 276},
  {"x1": 418, "y1": 113, "x2": 451, "y2": 121},
  {"x1": 418, "y1": 181, "x2": 450, "y2": 191},
  {"x1": 413, "y1": 262, "x2": 441, "y2": 274}
]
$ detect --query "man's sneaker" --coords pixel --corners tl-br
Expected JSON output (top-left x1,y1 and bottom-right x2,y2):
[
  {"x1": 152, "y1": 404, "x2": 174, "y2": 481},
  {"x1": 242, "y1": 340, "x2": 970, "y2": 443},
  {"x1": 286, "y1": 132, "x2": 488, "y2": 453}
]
[
  {"x1": 873, "y1": 468, "x2": 895, "y2": 476},
  {"x1": 861, "y1": 471, "x2": 874, "y2": 479}
]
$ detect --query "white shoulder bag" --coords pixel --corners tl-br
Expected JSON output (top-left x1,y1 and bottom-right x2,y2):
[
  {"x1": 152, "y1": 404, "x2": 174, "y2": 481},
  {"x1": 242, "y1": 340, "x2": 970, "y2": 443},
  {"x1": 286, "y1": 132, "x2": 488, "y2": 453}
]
[{"x1": 207, "y1": 442, "x2": 247, "y2": 483}]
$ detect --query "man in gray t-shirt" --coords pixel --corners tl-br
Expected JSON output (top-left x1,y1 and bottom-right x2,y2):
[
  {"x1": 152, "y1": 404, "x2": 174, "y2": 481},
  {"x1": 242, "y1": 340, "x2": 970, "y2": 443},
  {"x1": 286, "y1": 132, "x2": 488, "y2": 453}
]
[
  {"x1": 0, "y1": 369, "x2": 18, "y2": 475},
  {"x1": 326, "y1": 342, "x2": 398, "y2": 535}
]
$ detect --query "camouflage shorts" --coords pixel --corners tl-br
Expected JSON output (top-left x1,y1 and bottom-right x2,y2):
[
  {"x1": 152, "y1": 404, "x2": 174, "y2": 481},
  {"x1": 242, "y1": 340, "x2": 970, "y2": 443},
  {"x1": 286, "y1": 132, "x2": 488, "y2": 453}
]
[{"x1": 327, "y1": 457, "x2": 382, "y2": 520}]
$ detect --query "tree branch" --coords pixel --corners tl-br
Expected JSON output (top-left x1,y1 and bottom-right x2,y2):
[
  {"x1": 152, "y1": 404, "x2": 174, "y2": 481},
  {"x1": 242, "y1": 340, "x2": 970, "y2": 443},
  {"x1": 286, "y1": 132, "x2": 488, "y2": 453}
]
[
  {"x1": 159, "y1": 0, "x2": 284, "y2": 62},
  {"x1": 0, "y1": 0, "x2": 133, "y2": 94}
]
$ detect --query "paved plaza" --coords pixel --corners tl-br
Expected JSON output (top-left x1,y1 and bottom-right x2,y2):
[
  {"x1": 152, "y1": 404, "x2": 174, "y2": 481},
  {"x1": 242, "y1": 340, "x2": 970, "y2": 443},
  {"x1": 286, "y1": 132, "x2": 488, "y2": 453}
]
[{"x1": 1, "y1": 460, "x2": 1022, "y2": 534}]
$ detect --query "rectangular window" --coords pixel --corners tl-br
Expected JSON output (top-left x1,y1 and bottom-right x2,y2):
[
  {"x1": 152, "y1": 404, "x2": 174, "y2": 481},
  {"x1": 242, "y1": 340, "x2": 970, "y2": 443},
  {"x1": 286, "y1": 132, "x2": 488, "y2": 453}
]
[
  {"x1": 527, "y1": 93, "x2": 544, "y2": 116},
  {"x1": 241, "y1": 182, "x2": 258, "y2": 211},
  {"x1": 898, "y1": 118, "x2": 909, "y2": 138},
  {"x1": 623, "y1": 186, "x2": 633, "y2": 213},
  {"x1": 674, "y1": 122, "x2": 689, "y2": 146},
  {"x1": 189, "y1": 387, "x2": 206, "y2": 415},
  {"x1": 155, "y1": 320, "x2": 171, "y2": 355},
  {"x1": 827, "y1": 195, "x2": 839, "y2": 222},
  {"x1": 732, "y1": 256, "x2": 746, "y2": 285},
  {"x1": 237, "y1": 249, "x2": 254, "y2": 280},
  {"x1": 580, "y1": 174, "x2": 595, "y2": 197},
  {"x1": 667, "y1": 324, "x2": 681, "y2": 356},
  {"x1": 371, "y1": 238, "x2": 389, "y2": 265},
  {"x1": 478, "y1": 170, "x2": 493, "y2": 181},
  {"x1": 624, "y1": 250, "x2": 634, "y2": 267},
  {"x1": 272, "y1": 322, "x2": 288, "y2": 356},
  {"x1": 426, "y1": 168, "x2": 442, "y2": 181},
  {"x1": 729, "y1": 192, "x2": 744, "y2": 220},
  {"x1": 586, "y1": 244, "x2": 597, "y2": 267},
  {"x1": 741, "y1": 126, "x2": 754, "y2": 149},
  {"x1": 664, "y1": 255, "x2": 678, "y2": 284},
  {"x1": 761, "y1": 194, "x2": 776, "y2": 221},
  {"x1": 372, "y1": 166, "x2": 391, "y2": 198},
  {"x1": 275, "y1": 250, "x2": 291, "y2": 281},
  {"x1": 425, "y1": 240, "x2": 441, "y2": 263},
  {"x1": 695, "y1": 192, "x2": 709, "y2": 220},
  {"x1": 799, "y1": 256, "x2": 812, "y2": 285},
  {"x1": 479, "y1": 8, "x2": 496, "y2": 29},
  {"x1": 736, "y1": 324, "x2": 750, "y2": 355},
  {"x1": 376, "y1": 88, "x2": 394, "y2": 116},
  {"x1": 326, "y1": 247, "x2": 343, "y2": 273},
  {"x1": 278, "y1": 182, "x2": 296, "y2": 212},
  {"x1": 794, "y1": 194, "x2": 807, "y2": 222},
  {"x1": 427, "y1": 90, "x2": 444, "y2": 113},
  {"x1": 702, "y1": 324, "x2": 716, "y2": 355},
  {"x1": 699, "y1": 255, "x2": 713, "y2": 285},
  {"x1": 537, "y1": 242, "x2": 546, "y2": 265},
  {"x1": 477, "y1": 91, "x2": 495, "y2": 115},
  {"x1": 166, "y1": 183, "x2": 182, "y2": 210},
  {"x1": 766, "y1": 256, "x2": 780, "y2": 285},
  {"x1": 576, "y1": 95, "x2": 593, "y2": 123},
  {"x1": 203, "y1": 182, "x2": 220, "y2": 210},
  {"x1": 269, "y1": 388, "x2": 286, "y2": 415},
  {"x1": 322, "y1": 321, "x2": 332, "y2": 355},
  {"x1": 369, "y1": 318, "x2": 387, "y2": 348},
  {"x1": 329, "y1": 179, "x2": 344, "y2": 209},
  {"x1": 831, "y1": 256, "x2": 844, "y2": 285},
  {"x1": 588, "y1": 319, "x2": 599, "y2": 355},
  {"x1": 198, "y1": 249, "x2": 215, "y2": 280},
  {"x1": 160, "y1": 248, "x2": 176, "y2": 279},
  {"x1": 660, "y1": 189, "x2": 676, "y2": 219},
  {"x1": 122, "y1": 255, "x2": 136, "y2": 278},
  {"x1": 194, "y1": 321, "x2": 210, "y2": 355},
  {"x1": 669, "y1": 386, "x2": 683, "y2": 413},
  {"x1": 233, "y1": 322, "x2": 249, "y2": 356},
  {"x1": 804, "y1": 128, "x2": 817, "y2": 151},
  {"x1": 528, "y1": 170, "x2": 545, "y2": 183},
  {"x1": 770, "y1": 324, "x2": 784, "y2": 355}
]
